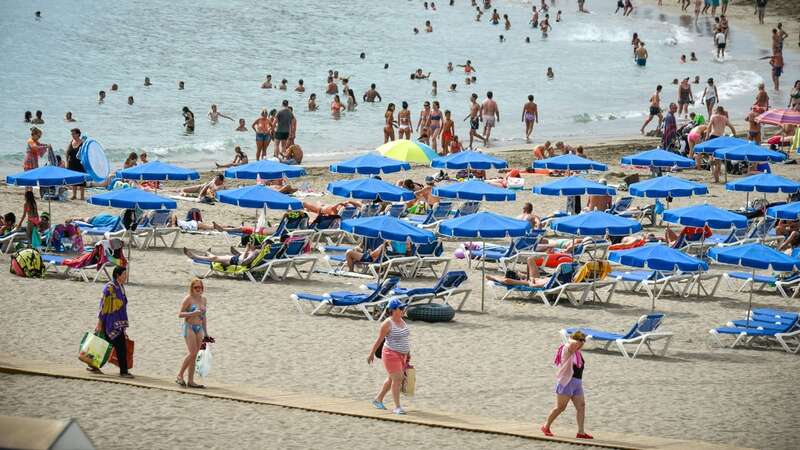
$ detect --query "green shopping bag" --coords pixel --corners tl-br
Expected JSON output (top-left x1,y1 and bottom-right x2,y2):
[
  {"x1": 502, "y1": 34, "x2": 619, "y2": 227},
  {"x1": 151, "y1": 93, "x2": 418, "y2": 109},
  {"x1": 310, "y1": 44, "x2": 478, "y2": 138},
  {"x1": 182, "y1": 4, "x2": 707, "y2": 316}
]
[{"x1": 78, "y1": 332, "x2": 111, "y2": 369}]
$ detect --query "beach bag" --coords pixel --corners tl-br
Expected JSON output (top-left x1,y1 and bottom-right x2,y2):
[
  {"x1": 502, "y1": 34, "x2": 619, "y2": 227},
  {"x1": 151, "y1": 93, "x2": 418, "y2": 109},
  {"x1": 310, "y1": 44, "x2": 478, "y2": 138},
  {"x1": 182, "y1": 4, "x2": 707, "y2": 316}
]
[
  {"x1": 185, "y1": 208, "x2": 203, "y2": 223},
  {"x1": 195, "y1": 345, "x2": 212, "y2": 377},
  {"x1": 109, "y1": 338, "x2": 135, "y2": 369},
  {"x1": 374, "y1": 339, "x2": 385, "y2": 359},
  {"x1": 402, "y1": 363, "x2": 416, "y2": 396},
  {"x1": 78, "y1": 332, "x2": 111, "y2": 369},
  {"x1": 10, "y1": 248, "x2": 44, "y2": 278}
]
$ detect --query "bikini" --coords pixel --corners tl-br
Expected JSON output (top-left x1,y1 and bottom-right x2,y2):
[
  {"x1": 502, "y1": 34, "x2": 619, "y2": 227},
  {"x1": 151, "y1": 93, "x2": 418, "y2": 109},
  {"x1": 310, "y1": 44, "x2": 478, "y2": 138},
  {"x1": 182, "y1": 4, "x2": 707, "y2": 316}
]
[
  {"x1": 182, "y1": 304, "x2": 204, "y2": 336},
  {"x1": 430, "y1": 112, "x2": 442, "y2": 130}
]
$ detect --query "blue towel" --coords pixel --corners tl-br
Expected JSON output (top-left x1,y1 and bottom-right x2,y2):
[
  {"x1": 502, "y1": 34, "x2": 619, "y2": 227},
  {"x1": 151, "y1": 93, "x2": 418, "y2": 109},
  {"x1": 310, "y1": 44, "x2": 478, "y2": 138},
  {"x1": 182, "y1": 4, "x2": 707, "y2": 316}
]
[{"x1": 89, "y1": 214, "x2": 118, "y2": 228}]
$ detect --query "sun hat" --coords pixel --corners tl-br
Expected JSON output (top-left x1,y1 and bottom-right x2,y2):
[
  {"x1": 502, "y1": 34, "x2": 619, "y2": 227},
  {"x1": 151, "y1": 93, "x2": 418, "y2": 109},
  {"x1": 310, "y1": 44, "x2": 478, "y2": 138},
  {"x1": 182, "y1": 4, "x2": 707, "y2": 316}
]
[{"x1": 386, "y1": 298, "x2": 407, "y2": 311}]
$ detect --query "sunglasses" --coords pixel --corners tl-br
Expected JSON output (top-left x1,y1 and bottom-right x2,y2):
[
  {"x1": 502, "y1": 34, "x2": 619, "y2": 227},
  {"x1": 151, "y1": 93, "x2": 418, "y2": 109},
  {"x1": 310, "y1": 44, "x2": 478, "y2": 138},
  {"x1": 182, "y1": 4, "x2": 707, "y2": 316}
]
[{"x1": 192, "y1": 285, "x2": 204, "y2": 290}]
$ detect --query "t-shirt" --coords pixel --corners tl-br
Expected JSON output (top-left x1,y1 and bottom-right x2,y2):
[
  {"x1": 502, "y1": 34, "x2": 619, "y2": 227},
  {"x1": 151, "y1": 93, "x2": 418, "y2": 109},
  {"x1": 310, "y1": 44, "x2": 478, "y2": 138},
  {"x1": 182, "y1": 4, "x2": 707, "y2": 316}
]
[
  {"x1": 715, "y1": 33, "x2": 726, "y2": 45},
  {"x1": 276, "y1": 108, "x2": 294, "y2": 133},
  {"x1": 756, "y1": 0, "x2": 767, "y2": 8}
]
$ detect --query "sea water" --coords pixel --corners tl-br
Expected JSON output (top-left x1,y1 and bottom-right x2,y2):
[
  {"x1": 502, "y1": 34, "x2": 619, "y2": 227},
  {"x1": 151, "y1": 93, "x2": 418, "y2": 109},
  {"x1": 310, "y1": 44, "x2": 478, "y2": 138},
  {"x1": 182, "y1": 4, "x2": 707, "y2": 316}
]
[{"x1": 0, "y1": 0, "x2": 796, "y2": 174}]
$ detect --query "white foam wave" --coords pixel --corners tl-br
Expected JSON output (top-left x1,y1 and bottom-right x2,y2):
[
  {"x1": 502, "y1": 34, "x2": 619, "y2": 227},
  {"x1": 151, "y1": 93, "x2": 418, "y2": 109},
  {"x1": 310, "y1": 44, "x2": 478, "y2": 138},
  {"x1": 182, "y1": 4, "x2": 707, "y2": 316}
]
[
  {"x1": 572, "y1": 110, "x2": 644, "y2": 123},
  {"x1": 717, "y1": 70, "x2": 763, "y2": 101},
  {"x1": 565, "y1": 25, "x2": 630, "y2": 43}
]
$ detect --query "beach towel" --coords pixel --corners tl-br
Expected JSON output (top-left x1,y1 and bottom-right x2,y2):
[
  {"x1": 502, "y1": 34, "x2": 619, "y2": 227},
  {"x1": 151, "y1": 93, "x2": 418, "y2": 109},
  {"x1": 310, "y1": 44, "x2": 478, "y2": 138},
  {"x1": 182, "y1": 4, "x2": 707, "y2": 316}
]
[
  {"x1": 89, "y1": 214, "x2": 119, "y2": 228},
  {"x1": 10, "y1": 248, "x2": 45, "y2": 278},
  {"x1": 554, "y1": 344, "x2": 583, "y2": 388}
]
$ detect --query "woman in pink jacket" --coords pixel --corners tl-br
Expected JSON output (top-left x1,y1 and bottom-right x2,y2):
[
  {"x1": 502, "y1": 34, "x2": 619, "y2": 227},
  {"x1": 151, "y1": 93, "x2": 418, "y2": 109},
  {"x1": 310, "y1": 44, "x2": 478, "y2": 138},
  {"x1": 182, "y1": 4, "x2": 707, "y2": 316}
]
[{"x1": 541, "y1": 330, "x2": 592, "y2": 439}]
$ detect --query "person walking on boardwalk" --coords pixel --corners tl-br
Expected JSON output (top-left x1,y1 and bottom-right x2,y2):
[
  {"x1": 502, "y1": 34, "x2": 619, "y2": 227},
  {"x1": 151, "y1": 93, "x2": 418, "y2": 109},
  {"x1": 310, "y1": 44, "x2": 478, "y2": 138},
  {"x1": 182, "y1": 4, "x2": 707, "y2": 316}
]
[
  {"x1": 368, "y1": 299, "x2": 411, "y2": 415},
  {"x1": 91, "y1": 266, "x2": 133, "y2": 378},
  {"x1": 177, "y1": 278, "x2": 213, "y2": 388},
  {"x1": 541, "y1": 330, "x2": 593, "y2": 439}
]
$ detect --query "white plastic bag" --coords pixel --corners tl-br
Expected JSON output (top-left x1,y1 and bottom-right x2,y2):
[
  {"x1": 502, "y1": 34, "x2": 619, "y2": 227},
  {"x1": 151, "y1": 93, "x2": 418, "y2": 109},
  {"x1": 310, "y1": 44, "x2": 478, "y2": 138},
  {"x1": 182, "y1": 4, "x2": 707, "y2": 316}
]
[{"x1": 195, "y1": 345, "x2": 212, "y2": 378}]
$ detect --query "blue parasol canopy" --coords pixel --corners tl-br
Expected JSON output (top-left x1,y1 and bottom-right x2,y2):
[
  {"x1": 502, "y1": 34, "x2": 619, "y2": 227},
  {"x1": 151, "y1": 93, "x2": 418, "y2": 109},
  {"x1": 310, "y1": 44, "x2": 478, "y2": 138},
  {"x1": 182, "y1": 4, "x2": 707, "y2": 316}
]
[
  {"x1": 433, "y1": 180, "x2": 515, "y2": 201},
  {"x1": 329, "y1": 153, "x2": 411, "y2": 175},
  {"x1": 431, "y1": 151, "x2": 508, "y2": 170},
  {"x1": 693, "y1": 136, "x2": 749, "y2": 154},
  {"x1": 708, "y1": 243, "x2": 800, "y2": 272},
  {"x1": 620, "y1": 149, "x2": 695, "y2": 168},
  {"x1": 327, "y1": 178, "x2": 415, "y2": 201},
  {"x1": 610, "y1": 244, "x2": 708, "y2": 272},
  {"x1": 629, "y1": 175, "x2": 708, "y2": 198},
  {"x1": 725, "y1": 173, "x2": 800, "y2": 193},
  {"x1": 87, "y1": 187, "x2": 177, "y2": 210},
  {"x1": 117, "y1": 161, "x2": 200, "y2": 181},
  {"x1": 532, "y1": 154, "x2": 607, "y2": 171},
  {"x1": 550, "y1": 211, "x2": 642, "y2": 236},
  {"x1": 216, "y1": 185, "x2": 303, "y2": 210},
  {"x1": 533, "y1": 176, "x2": 616, "y2": 196},
  {"x1": 224, "y1": 160, "x2": 306, "y2": 180},
  {"x1": 662, "y1": 204, "x2": 747, "y2": 229},
  {"x1": 766, "y1": 202, "x2": 800, "y2": 220},
  {"x1": 712, "y1": 143, "x2": 786, "y2": 162},
  {"x1": 6, "y1": 166, "x2": 89, "y2": 187},
  {"x1": 342, "y1": 216, "x2": 435, "y2": 243},
  {"x1": 438, "y1": 212, "x2": 530, "y2": 239}
]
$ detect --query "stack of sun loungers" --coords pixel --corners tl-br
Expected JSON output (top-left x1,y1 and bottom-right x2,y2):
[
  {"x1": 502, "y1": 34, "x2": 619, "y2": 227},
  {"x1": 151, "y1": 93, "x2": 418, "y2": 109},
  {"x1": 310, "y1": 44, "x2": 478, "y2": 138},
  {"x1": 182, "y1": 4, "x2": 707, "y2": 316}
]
[{"x1": 709, "y1": 309, "x2": 800, "y2": 353}]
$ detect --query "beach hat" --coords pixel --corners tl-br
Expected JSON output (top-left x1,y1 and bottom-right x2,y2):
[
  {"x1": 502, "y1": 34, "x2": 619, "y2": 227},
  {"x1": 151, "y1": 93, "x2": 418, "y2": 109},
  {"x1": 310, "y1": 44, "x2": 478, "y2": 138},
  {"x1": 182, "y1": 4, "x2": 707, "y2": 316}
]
[
  {"x1": 425, "y1": 175, "x2": 435, "y2": 185},
  {"x1": 386, "y1": 298, "x2": 407, "y2": 311}
]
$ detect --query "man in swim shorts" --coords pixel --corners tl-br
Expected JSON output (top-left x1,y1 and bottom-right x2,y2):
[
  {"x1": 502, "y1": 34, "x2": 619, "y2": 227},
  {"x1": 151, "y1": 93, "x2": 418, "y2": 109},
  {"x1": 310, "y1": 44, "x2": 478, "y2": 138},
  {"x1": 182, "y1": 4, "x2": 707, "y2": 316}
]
[
  {"x1": 640, "y1": 85, "x2": 663, "y2": 134},
  {"x1": 635, "y1": 42, "x2": 648, "y2": 66},
  {"x1": 275, "y1": 100, "x2": 294, "y2": 158},
  {"x1": 363, "y1": 83, "x2": 383, "y2": 103},
  {"x1": 463, "y1": 94, "x2": 487, "y2": 149},
  {"x1": 480, "y1": 91, "x2": 499, "y2": 145}
]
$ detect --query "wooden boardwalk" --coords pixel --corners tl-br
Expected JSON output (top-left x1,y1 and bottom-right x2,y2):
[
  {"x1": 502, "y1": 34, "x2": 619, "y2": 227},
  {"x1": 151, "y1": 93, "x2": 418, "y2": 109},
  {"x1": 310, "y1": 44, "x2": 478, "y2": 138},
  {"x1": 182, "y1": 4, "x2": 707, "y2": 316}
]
[{"x1": 0, "y1": 355, "x2": 749, "y2": 450}]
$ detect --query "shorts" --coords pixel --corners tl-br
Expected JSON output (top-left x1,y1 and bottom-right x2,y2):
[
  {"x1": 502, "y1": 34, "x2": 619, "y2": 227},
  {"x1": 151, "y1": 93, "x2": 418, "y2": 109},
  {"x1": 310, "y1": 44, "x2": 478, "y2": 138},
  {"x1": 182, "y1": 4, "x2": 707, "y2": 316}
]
[
  {"x1": 229, "y1": 255, "x2": 240, "y2": 265},
  {"x1": 710, "y1": 0, "x2": 719, "y2": 6},
  {"x1": 649, "y1": 106, "x2": 660, "y2": 116},
  {"x1": 636, "y1": 58, "x2": 646, "y2": 67},
  {"x1": 688, "y1": 132, "x2": 701, "y2": 143},
  {"x1": 483, "y1": 115, "x2": 496, "y2": 127},
  {"x1": 748, "y1": 130, "x2": 761, "y2": 139},
  {"x1": 555, "y1": 378, "x2": 584, "y2": 396},
  {"x1": 280, "y1": 158, "x2": 298, "y2": 165},
  {"x1": 177, "y1": 219, "x2": 198, "y2": 232},
  {"x1": 382, "y1": 347, "x2": 407, "y2": 374},
  {"x1": 275, "y1": 131, "x2": 290, "y2": 140},
  {"x1": 773, "y1": 66, "x2": 783, "y2": 77},
  {"x1": 256, "y1": 133, "x2": 270, "y2": 142},
  {"x1": 717, "y1": 43, "x2": 726, "y2": 49},
  {"x1": 470, "y1": 118, "x2": 480, "y2": 130}
]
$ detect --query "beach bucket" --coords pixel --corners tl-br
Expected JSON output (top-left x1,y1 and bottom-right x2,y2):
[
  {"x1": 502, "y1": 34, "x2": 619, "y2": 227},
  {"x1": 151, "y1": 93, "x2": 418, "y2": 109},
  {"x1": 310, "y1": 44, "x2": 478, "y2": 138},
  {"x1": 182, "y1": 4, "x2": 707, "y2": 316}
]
[
  {"x1": 78, "y1": 332, "x2": 111, "y2": 369},
  {"x1": 79, "y1": 138, "x2": 110, "y2": 182}
]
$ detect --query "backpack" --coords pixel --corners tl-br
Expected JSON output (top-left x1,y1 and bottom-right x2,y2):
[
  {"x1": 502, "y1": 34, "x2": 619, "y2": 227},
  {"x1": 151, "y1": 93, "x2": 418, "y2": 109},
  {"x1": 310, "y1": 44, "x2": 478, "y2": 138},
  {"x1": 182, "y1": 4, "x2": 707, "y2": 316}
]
[
  {"x1": 186, "y1": 208, "x2": 203, "y2": 222},
  {"x1": 10, "y1": 248, "x2": 45, "y2": 278}
]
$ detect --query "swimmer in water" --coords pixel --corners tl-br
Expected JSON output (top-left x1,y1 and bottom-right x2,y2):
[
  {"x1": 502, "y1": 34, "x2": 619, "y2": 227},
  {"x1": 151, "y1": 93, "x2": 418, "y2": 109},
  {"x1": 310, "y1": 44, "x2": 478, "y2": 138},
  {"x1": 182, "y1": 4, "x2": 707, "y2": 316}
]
[
  {"x1": 98, "y1": 90, "x2": 106, "y2": 103},
  {"x1": 279, "y1": 79, "x2": 288, "y2": 90},
  {"x1": 556, "y1": 10, "x2": 561, "y2": 22},
  {"x1": 178, "y1": 80, "x2": 185, "y2": 90},
  {"x1": 261, "y1": 74, "x2": 273, "y2": 89},
  {"x1": 522, "y1": 95, "x2": 539, "y2": 142},
  {"x1": 65, "y1": 111, "x2": 76, "y2": 122},
  {"x1": 449, "y1": 83, "x2": 457, "y2": 92},
  {"x1": 546, "y1": 67, "x2": 554, "y2": 79},
  {"x1": 447, "y1": 62, "x2": 453, "y2": 72},
  {"x1": 331, "y1": 95, "x2": 345, "y2": 119},
  {"x1": 363, "y1": 83, "x2": 382, "y2": 102},
  {"x1": 479, "y1": 91, "x2": 500, "y2": 146},
  {"x1": 680, "y1": 55, "x2": 686, "y2": 64},
  {"x1": 326, "y1": 77, "x2": 338, "y2": 94},
  {"x1": 295, "y1": 79, "x2": 305, "y2": 92},
  {"x1": 397, "y1": 101, "x2": 412, "y2": 140},
  {"x1": 215, "y1": 146, "x2": 248, "y2": 169},
  {"x1": 431, "y1": 80, "x2": 438, "y2": 97},
  {"x1": 499, "y1": 35, "x2": 505, "y2": 42},
  {"x1": 504, "y1": 14, "x2": 511, "y2": 30},
  {"x1": 144, "y1": 77, "x2": 151, "y2": 86},
  {"x1": 690, "y1": 52, "x2": 697, "y2": 61},
  {"x1": 417, "y1": 101, "x2": 432, "y2": 143},
  {"x1": 308, "y1": 93, "x2": 318, "y2": 111},
  {"x1": 530, "y1": 6, "x2": 539, "y2": 28},
  {"x1": 441, "y1": 110, "x2": 455, "y2": 154},
  {"x1": 182, "y1": 107, "x2": 195, "y2": 133},
  {"x1": 252, "y1": 109, "x2": 272, "y2": 160},
  {"x1": 458, "y1": 60, "x2": 475, "y2": 74},
  {"x1": 384, "y1": 103, "x2": 397, "y2": 143},
  {"x1": 425, "y1": 20, "x2": 433, "y2": 33},
  {"x1": 208, "y1": 104, "x2": 233, "y2": 124},
  {"x1": 411, "y1": 69, "x2": 431, "y2": 80},
  {"x1": 540, "y1": 15, "x2": 550, "y2": 37},
  {"x1": 127, "y1": 96, "x2": 134, "y2": 105},
  {"x1": 235, "y1": 118, "x2": 247, "y2": 131},
  {"x1": 111, "y1": 83, "x2": 118, "y2": 92}
]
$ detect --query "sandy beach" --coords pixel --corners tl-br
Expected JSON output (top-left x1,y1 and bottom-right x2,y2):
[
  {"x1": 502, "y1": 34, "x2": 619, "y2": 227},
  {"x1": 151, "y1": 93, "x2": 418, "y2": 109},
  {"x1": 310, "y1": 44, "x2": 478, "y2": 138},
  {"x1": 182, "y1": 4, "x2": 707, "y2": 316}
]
[{"x1": 2, "y1": 1, "x2": 800, "y2": 449}]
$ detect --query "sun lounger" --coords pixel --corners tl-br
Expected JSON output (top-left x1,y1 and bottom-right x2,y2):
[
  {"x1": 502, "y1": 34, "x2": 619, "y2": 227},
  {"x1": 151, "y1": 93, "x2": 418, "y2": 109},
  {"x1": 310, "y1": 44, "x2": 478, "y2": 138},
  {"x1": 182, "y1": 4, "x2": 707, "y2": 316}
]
[
  {"x1": 709, "y1": 309, "x2": 800, "y2": 353},
  {"x1": 254, "y1": 237, "x2": 317, "y2": 282},
  {"x1": 451, "y1": 201, "x2": 480, "y2": 218},
  {"x1": 366, "y1": 271, "x2": 472, "y2": 311},
  {"x1": 0, "y1": 231, "x2": 27, "y2": 254},
  {"x1": 470, "y1": 234, "x2": 542, "y2": 271},
  {"x1": 724, "y1": 271, "x2": 800, "y2": 299},
  {"x1": 489, "y1": 261, "x2": 614, "y2": 306},
  {"x1": 41, "y1": 253, "x2": 112, "y2": 282},
  {"x1": 78, "y1": 216, "x2": 126, "y2": 244},
  {"x1": 412, "y1": 241, "x2": 450, "y2": 278},
  {"x1": 189, "y1": 242, "x2": 284, "y2": 282},
  {"x1": 611, "y1": 270, "x2": 694, "y2": 302},
  {"x1": 562, "y1": 314, "x2": 674, "y2": 359},
  {"x1": 385, "y1": 202, "x2": 406, "y2": 218},
  {"x1": 405, "y1": 201, "x2": 453, "y2": 227},
  {"x1": 291, "y1": 277, "x2": 400, "y2": 321},
  {"x1": 132, "y1": 210, "x2": 180, "y2": 249}
]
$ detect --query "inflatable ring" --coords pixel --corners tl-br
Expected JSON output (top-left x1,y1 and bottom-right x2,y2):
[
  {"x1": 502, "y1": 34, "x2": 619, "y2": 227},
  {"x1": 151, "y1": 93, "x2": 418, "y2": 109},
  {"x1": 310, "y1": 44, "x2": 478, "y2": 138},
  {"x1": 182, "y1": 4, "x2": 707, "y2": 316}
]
[{"x1": 406, "y1": 303, "x2": 455, "y2": 323}]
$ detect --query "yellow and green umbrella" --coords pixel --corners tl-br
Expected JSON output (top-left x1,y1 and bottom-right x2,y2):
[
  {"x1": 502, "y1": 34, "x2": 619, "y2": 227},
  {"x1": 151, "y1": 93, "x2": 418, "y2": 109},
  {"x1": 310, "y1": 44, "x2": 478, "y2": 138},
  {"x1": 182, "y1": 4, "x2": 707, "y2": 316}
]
[{"x1": 377, "y1": 139, "x2": 439, "y2": 164}]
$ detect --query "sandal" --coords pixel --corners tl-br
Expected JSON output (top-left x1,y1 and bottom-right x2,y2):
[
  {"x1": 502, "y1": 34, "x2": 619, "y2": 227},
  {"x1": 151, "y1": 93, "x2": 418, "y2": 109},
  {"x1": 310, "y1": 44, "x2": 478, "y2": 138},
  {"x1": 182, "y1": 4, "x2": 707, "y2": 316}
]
[
  {"x1": 175, "y1": 379, "x2": 187, "y2": 387},
  {"x1": 540, "y1": 426, "x2": 553, "y2": 437},
  {"x1": 187, "y1": 382, "x2": 205, "y2": 389},
  {"x1": 576, "y1": 433, "x2": 594, "y2": 439},
  {"x1": 86, "y1": 367, "x2": 103, "y2": 374}
]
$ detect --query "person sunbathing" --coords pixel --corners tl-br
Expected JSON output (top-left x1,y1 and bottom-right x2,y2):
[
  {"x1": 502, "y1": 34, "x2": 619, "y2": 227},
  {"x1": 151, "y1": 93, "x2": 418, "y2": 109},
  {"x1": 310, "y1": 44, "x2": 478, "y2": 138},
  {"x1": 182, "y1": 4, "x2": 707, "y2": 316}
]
[
  {"x1": 261, "y1": 177, "x2": 296, "y2": 194},
  {"x1": 183, "y1": 242, "x2": 262, "y2": 268},
  {"x1": 345, "y1": 239, "x2": 392, "y2": 272},
  {"x1": 181, "y1": 174, "x2": 225, "y2": 201},
  {"x1": 486, "y1": 256, "x2": 551, "y2": 287},
  {"x1": 517, "y1": 202, "x2": 542, "y2": 229},
  {"x1": 585, "y1": 179, "x2": 612, "y2": 211},
  {"x1": 303, "y1": 200, "x2": 362, "y2": 217},
  {"x1": 215, "y1": 146, "x2": 248, "y2": 169},
  {"x1": 777, "y1": 220, "x2": 799, "y2": 252},
  {"x1": 486, "y1": 169, "x2": 521, "y2": 188}
]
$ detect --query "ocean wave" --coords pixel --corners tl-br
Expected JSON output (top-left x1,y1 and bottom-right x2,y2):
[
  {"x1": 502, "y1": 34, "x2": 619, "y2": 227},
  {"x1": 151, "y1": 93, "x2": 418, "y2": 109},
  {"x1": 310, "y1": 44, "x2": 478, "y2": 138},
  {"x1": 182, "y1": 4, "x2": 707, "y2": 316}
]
[
  {"x1": 717, "y1": 70, "x2": 763, "y2": 101},
  {"x1": 660, "y1": 25, "x2": 694, "y2": 46},
  {"x1": 565, "y1": 25, "x2": 630, "y2": 43},
  {"x1": 572, "y1": 110, "x2": 644, "y2": 123}
]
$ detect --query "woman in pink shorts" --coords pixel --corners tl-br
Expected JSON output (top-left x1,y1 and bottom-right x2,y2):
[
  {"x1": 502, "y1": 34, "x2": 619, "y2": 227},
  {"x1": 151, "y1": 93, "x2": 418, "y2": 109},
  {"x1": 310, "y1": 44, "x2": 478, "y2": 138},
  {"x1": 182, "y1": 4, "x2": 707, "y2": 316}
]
[
  {"x1": 687, "y1": 123, "x2": 707, "y2": 160},
  {"x1": 367, "y1": 298, "x2": 410, "y2": 415},
  {"x1": 542, "y1": 330, "x2": 593, "y2": 439}
]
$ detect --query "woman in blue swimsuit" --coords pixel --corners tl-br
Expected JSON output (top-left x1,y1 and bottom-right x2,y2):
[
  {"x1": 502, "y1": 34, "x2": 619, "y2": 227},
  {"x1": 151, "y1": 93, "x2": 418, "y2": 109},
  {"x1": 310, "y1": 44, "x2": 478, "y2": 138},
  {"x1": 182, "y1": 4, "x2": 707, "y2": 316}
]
[{"x1": 177, "y1": 278, "x2": 212, "y2": 388}]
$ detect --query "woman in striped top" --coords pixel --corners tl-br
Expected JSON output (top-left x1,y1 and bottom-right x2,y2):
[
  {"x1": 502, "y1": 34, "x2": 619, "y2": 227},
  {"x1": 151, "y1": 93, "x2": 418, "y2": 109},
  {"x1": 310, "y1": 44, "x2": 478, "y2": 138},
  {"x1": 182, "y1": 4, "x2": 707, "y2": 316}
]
[{"x1": 367, "y1": 298, "x2": 410, "y2": 415}]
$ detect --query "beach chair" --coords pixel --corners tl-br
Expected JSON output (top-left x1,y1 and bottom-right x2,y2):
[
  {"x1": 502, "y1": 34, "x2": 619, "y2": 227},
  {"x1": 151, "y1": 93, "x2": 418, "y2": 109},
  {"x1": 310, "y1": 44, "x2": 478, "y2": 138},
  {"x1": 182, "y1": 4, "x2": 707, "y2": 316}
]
[
  {"x1": 41, "y1": 239, "x2": 126, "y2": 282},
  {"x1": 132, "y1": 210, "x2": 180, "y2": 249},
  {"x1": 78, "y1": 215, "x2": 126, "y2": 244},
  {"x1": 368, "y1": 250, "x2": 421, "y2": 282},
  {"x1": 405, "y1": 201, "x2": 453, "y2": 227},
  {"x1": 359, "y1": 203, "x2": 382, "y2": 218},
  {"x1": 291, "y1": 277, "x2": 400, "y2": 321},
  {"x1": 611, "y1": 269, "x2": 695, "y2": 302},
  {"x1": 451, "y1": 201, "x2": 480, "y2": 218},
  {"x1": 411, "y1": 240, "x2": 451, "y2": 278},
  {"x1": 709, "y1": 309, "x2": 800, "y2": 353},
  {"x1": 489, "y1": 261, "x2": 613, "y2": 306},
  {"x1": 372, "y1": 271, "x2": 472, "y2": 311},
  {"x1": 561, "y1": 314, "x2": 674, "y2": 359},
  {"x1": 471, "y1": 233, "x2": 542, "y2": 272},
  {"x1": 724, "y1": 271, "x2": 800, "y2": 299},
  {"x1": 488, "y1": 262, "x2": 577, "y2": 305},
  {"x1": 41, "y1": 253, "x2": 111, "y2": 282},
  {"x1": 572, "y1": 240, "x2": 611, "y2": 262},
  {"x1": 255, "y1": 236, "x2": 317, "y2": 282},
  {"x1": 605, "y1": 196, "x2": 633, "y2": 215},
  {"x1": 188, "y1": 242, "x2": 284, "y2": 282},
  {"x1": 0, "y1": 231, "x2": 27, "y2": 255},
  {"x1": 311, "y1": 207, "x2": 358, "y2": 246},
  {"x1": 740, "y1": 216, "x2": 784, "y2": 247},
  {"x1": 385, "y1": 202, "x2": 406, "y2": 218}
]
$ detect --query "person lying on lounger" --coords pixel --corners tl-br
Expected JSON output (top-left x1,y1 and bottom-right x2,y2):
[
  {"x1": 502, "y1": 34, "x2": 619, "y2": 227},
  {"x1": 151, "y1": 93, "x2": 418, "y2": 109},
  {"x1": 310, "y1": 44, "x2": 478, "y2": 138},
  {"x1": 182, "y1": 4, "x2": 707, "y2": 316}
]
[
  {"x1": 181, "y1": 174, "x2": 226, "y2": 202},
  {"x1": 303, "y1": 200, "x2": 363, "y2": 218},
  {"x1": 183, "y1": 241, "x2": 262, "y2": 268},
  {"x1": 486, "y1": 256, "x2": 551, "y2": 287},
  {"x1": 345, "y1": 239, "x2": 392, "y2": 272}
]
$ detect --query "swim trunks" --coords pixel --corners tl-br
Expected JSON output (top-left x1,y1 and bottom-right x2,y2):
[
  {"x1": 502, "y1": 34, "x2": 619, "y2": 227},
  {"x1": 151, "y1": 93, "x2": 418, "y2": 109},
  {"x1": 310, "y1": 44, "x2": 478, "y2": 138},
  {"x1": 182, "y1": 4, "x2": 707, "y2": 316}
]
[
  {"x1": 688, "y1": 132, "x2": 701, "y2": 143},
  {"x1": 470, "y1": 118, "x2": 480, "y2": 130},
  {"x1": 773, "y1": 66, "x2": 783, "y2": 77},
  {"x1": 524, "y1": 112, "x2": 536, "y2": 122},
  {"x1": 649, "y1": 106, "x2": 660, "y2": 116},
  {"x1": 636, "y1": 58, "x2": 646, "y2": 67},
  {"x1": 256, "y1": 133, "x2": 270, "y2": 142},
  {"x1": 483, "y1": 115, "x2": 496, "y2": 127},
  {"x1": 275, "y1": 131, "x2": 290, "y2": 140}
]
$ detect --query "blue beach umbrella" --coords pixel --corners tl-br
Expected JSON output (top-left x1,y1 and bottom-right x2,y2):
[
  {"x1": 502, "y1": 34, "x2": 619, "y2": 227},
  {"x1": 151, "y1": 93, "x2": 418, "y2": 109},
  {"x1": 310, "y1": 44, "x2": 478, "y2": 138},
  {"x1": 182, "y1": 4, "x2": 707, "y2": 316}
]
[
  {"x1": 224, "y1": 160, "x2": 306, "y2": 180},
  {"x1": 341, "y1": 216, "x2": 435, "y2": 244},
  {"x1": 693, "y1": 136, "x2": 749, "y2": 154},
  {"x1": 549, "y1": 211, "x2": 642, "y2": 236},
  {"x1": 216, "y1": 185, "x2": 303, "y2": 210},
  {"x1": 6, "y1": 166, "x2": 89, "y2": 187},
  {"x1": 117, "y1": 160, "x2": 200, "y2": 181},
  {"x1": 433, "y1": 180, "x2": 516, "y2": 201},
  {"x1": 438, "y1": 211, "x2": 531, "y2": 311},
  {"x1": 532, "y1": 154, "x2": 607, "y2": 171},
  {"x1": 766, "y1": 202, "x2": 800, "y2": 220},
  {"x1": 610, "y1": 244, "x2": 708, "y2": 309},
  {"x1": 708, "y1": 243, "x2": 800, "y2": 326},
  {"x1": 533, "y1": 176, "x2": 616, "y2": 196},
  {"x1": 662, "y1": 204, "x2": 747, "y2": 229},
  {"x1": 725, "y1": 173, "x2": 800, "y2": 194},
  {"x1": 329, "y1": 153, "x2": 411, "y2": 175},
  {"x1": 620, "y1": 149, "x2": 695, "y2": 168},
  {"x1": 327, "y1": 178, "x2": 415, "y2": 201},
  {"x1": 629, "y1": 175, "x2": 708, "y2": 198},
  {"x1": 88, "y1": 187, "x2": 177, "y2": 210},
  {"x1": 712, "y1": 143, "x2": 786, "y2": 162},
  {"x1": 431, "y1": 151, "x2": 508, "y2": 170}
]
